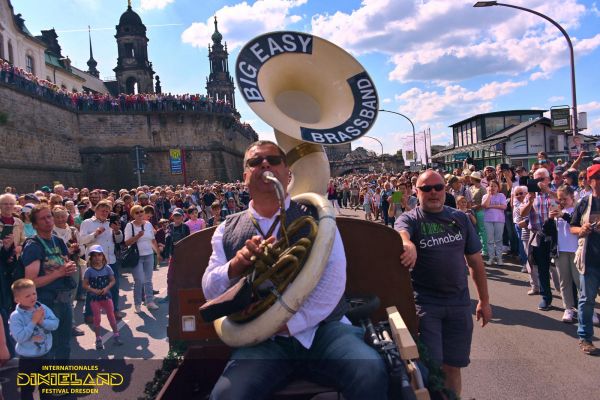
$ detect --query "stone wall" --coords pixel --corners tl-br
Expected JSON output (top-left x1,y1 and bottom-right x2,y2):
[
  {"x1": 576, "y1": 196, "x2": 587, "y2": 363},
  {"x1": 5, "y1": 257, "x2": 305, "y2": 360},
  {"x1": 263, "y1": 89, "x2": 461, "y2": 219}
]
[{"x1": 0, "y1": 84, "x2": 257, "y2": 191}]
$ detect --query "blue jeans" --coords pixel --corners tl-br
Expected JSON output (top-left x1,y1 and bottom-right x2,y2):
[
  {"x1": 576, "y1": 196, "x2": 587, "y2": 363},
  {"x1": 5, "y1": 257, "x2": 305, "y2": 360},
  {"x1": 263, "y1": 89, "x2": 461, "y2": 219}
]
[
  {"x1": 514, "y1": 224, "x2": 528, "y2": 265},
  {"x1": 133, "y1": 254, "x2": 155, "y2": 305},
  {"x1": 210, "y1": 321, "x2": 388, "y2": 400},
  {"x1": 577, "y1": 266, "x2": 600, "y2": 341},
  {"x1": 484, "y1": 221, "x2": 504, "y2": 259}
]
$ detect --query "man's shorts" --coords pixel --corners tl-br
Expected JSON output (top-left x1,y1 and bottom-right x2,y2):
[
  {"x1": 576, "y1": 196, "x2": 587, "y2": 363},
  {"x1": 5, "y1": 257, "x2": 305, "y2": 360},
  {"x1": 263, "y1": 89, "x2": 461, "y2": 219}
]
[{"x1": 416, "y1": 303, "x2": 473, "y2": 368}]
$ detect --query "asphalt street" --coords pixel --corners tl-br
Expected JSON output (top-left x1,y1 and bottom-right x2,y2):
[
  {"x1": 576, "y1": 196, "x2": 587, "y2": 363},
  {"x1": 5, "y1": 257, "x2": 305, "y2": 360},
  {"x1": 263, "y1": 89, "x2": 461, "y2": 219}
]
[{"x1": 0, "y1": 206, "x2": 598, "y2": 399}]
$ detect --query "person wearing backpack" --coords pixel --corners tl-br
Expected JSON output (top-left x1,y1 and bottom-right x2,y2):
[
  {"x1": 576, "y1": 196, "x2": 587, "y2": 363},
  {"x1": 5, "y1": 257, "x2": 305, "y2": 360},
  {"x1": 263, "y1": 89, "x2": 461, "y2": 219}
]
[{"x1": 21, "y1": 204, "x2": 78, "y2": 361}]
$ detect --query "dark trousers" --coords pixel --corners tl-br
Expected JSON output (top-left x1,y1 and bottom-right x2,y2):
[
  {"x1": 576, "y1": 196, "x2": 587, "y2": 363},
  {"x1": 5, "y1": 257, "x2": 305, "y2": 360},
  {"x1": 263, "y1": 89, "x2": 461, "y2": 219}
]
[
  {"x1": 531, "y1": 239, "x2": 552, "y2": 303},
  {"x1": 381, "y1": 203, "x2": 390, "y2": 226},
  {"x1": 38, "y1": 293, "x2": 72, "y2": 361},
  {"x1": 18, "y1": 354, "x2": 51, "y2": 400}
]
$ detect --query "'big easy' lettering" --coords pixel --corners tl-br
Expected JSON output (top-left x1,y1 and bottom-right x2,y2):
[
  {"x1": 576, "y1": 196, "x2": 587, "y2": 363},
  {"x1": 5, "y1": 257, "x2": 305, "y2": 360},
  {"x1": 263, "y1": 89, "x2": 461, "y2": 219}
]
[
  {"x1": 300, "y1": 71, "x2": 378, "y2": 144},
  {"x1": 236, "y1": 32, "x2": 313, "y2": 103}
]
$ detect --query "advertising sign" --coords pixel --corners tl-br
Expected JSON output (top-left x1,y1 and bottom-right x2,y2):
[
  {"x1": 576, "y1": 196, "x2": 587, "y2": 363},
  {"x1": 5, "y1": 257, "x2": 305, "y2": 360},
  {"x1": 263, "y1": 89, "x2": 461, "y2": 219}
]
[
  {"x1": 551, "y1": 107, "x2": 570, "y2": 130},
  {"x1": 169, "y1": 149, "x2": 183, "y2": 175}
]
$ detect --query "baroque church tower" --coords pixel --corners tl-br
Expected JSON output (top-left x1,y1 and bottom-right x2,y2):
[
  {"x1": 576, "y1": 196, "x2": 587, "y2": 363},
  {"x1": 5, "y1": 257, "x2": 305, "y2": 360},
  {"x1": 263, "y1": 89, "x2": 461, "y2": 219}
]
[
  {"x1": 113, "y1": 0, "x2": 154, "y2": 94},
  {"x1": 206, "y1": 17, "x2": 235, "y2": 108}
]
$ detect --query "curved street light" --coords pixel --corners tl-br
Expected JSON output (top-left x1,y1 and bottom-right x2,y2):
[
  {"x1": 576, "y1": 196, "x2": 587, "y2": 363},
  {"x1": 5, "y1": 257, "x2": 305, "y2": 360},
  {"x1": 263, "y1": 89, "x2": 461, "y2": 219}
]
[
  {"x1": 363, "y1": 135, "x2": 386, "y2": 171},
  {"x1": 378, "y1": 109, "x2": 417, "y2": 164},
  {"x1": 474, "y1": 1, "x2": 578, "y2": 134}
]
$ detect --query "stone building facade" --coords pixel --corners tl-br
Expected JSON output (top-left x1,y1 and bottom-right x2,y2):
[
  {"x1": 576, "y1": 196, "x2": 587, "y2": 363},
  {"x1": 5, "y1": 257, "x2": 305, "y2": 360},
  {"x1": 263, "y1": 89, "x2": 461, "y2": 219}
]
[{"x1": 0, "y1": 84, "x2": 257, "y2": 191}]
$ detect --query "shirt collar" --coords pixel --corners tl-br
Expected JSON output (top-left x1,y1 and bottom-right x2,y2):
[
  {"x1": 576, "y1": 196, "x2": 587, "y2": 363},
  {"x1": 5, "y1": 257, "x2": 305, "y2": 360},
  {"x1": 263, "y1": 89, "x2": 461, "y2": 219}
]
[{"x1": 248, "y1": 195, "x2": 291, "y2": 221}]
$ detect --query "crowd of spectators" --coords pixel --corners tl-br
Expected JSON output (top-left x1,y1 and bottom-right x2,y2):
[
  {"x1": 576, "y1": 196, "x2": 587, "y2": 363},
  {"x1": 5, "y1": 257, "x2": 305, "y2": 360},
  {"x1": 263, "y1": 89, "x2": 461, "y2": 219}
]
[
  {"x1": 0, "y1": 58, "x2": 235, "y2": 114},
  {"x1": 0, "y1": 142, "x2": 599, "y2": 389}
]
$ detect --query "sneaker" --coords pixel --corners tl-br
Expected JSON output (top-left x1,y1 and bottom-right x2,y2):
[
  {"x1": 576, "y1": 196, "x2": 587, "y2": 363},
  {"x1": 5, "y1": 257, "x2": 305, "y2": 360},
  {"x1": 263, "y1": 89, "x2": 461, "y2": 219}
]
[
  {"x1": 579, "y1": 339, "x2": 600, "y2": 356},
  {"x1": 527, "y1": 289, "x2": 540, "y2": 296},
  {"x1": 113, "y1": 336, "x2": 123, "y2": 346},
  {"x1": 492, "y1": 257, "x2": 498, "y2": 265},
  {"x1": 562, "y1": 309, "x2": 575, "y2": 323},
  {"x1": 115, "y1": 311, "x2": 126, "y2": 320},
  {"x1": 152, "y1": 289, "x2": 160, "y2": 295},
  {"x1": 134, "y1": 305, "x2": 142, "y2": 313},
  {"x1": 146, "y1": 302, "x2": 159, "y2": 310},
  {"x1": 485, "y1": 258, "x2": 493, "y2": 266},
  {"x1": 594, "y1": 313, "x2": 600, "y2": 327},
  {"x1": 538, "y1": 299, "x2": 552, "y2": 311},
  {"x1": 95, "y1": 339, "x2": 104, "y2": 350},
  {"x1": 496, "y1": 257, "x2": 504, "y2": 265}
]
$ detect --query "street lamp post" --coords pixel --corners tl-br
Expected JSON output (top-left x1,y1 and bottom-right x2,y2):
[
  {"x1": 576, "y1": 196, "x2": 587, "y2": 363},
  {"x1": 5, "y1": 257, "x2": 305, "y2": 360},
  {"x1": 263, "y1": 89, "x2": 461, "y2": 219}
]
[
  {"x1": 378, "y1": 109, "x2": 417, "y2": 165},
  {"x1": 363, "y1": 135, "x2": 385, "y2": 171},
  {"x1": 474, "y1": 1, "x2": 578, "y2": 134}
]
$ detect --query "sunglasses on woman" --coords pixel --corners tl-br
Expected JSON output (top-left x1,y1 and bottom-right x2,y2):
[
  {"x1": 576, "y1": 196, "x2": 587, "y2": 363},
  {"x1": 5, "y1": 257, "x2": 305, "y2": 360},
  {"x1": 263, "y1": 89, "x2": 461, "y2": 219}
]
[
  {"x1": 246, "y1": 155, "x2": 284, "y2": 168},
  {"x1": 417, "y1": 184, "x2": 445, "y2": 193},
  {"x1": 515, "y1": 192, "x2": 526, "y2": 196}
]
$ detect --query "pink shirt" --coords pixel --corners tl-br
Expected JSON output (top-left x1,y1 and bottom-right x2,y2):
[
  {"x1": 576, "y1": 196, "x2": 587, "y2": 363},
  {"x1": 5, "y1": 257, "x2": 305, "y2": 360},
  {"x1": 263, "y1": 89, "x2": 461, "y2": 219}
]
[
  {"x1": 185, "y1": 218, "x2": 205, "y2": 234},
  {"x1": 482, "y1": 193, "x2": 506, "y2": 223}
]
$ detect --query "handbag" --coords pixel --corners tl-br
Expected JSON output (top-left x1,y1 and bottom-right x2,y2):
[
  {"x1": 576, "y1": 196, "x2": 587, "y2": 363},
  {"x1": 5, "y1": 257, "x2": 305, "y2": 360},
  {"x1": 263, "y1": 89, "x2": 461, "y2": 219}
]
[{"x1": 121, "y1": 223, "x2": 143, "y2": 269}]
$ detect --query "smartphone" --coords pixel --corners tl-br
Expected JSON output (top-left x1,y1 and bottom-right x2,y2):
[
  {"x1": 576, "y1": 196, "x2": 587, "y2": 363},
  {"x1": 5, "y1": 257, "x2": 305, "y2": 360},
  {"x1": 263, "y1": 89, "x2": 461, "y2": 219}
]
[
  {"x1": 0, "y1": 225, "x2": 13, "y2": 240},
  {"x1": 527, "y1": 179, "x2": 541, "y2": 193}
]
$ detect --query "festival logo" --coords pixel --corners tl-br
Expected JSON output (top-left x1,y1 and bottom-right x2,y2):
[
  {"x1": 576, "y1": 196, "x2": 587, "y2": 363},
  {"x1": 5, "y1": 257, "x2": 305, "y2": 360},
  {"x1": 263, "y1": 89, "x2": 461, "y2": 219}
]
[{"x1": 17, "y1": 364, "x2": 124, "y2": 396}]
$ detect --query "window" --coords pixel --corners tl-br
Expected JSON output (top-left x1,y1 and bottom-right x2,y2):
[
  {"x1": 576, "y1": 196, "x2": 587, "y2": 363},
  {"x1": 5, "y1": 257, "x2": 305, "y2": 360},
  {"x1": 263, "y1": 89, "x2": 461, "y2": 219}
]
[
  {"x1": 472, "y1": 122, "x2": 478, "y2": 143},
  {"x1": 0, "y1": 33, "x2": 4, "y2": 60},
  {"x1": 505, "y1": 115, "x2": 520, "y2": 128},
  {"x1": 25, "y1": 55, "x2": 34, "y2": 74},
  {"x1": 521, "y1": 114, "x2": 541, "y2": 122},
  {"x1": 7, "y1": 41, "x2": 13, "y2": 64},
  {"x1": 485, "y1": 117, "x2": 504, "y2": 137},
  {"x1": 124, "y1": 43, "x2": 134, "y2": 58}
]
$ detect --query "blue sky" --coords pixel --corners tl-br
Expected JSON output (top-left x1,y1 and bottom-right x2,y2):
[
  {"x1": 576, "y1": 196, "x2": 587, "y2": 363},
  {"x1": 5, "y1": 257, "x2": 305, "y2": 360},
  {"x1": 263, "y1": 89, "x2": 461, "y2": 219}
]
[{"x1": 11, "y1": 0, "x2": 600, "y2": 160}]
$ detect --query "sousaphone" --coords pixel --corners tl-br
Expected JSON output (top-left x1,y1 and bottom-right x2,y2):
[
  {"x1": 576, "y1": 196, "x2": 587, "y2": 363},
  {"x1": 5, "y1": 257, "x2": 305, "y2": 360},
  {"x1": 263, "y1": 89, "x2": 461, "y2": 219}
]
[{"x1": 213, "y1": 31, "x2": 379, "y2": 347}]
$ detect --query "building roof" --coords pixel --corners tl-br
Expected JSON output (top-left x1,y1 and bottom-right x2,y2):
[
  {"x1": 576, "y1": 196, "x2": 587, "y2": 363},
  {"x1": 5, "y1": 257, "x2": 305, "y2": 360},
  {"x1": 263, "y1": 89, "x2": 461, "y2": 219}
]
[
  {"x1": 119, "y1": 5, "x2": 144, "y2": 27},
  {"x1": 431, "y1": 137, "x2": 507, "y2": 159},
  {"x1": 449, "y1": 109, "x2": 547, "y2": 128}
]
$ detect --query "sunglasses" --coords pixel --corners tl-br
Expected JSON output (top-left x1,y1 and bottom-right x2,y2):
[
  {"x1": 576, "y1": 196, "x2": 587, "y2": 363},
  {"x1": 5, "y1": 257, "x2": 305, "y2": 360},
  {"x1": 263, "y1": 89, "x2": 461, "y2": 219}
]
[
  {"x1": 515, "y1": 192, "x2": 526, "y2": 196},
  {"x1": 417, "y1": 184, "x2": 445, "y2": 193},
  {"x1": 246, "y1": 155, "x2": 284, "y2": 168},
  {"x1": 134, "y1": 211, "x2": 144, "y2": 215}
]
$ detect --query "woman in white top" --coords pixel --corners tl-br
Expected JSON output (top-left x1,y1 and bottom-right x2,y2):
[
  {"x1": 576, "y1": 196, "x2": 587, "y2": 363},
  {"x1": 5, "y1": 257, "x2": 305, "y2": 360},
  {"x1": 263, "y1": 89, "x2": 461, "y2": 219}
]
[
  {"x1": 551, "y1": 185, "x2": 580, "y2": 323},
  {"x1": 124, "y1": 204, "x2": 161, "y2": 312}
]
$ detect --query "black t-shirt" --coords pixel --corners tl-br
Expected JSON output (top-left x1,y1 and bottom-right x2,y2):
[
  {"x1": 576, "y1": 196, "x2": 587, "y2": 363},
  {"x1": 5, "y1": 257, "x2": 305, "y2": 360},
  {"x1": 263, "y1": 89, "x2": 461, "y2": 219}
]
[
  {"x1": 395, "y1": 206, "x2": 482, "y2": 306},
  {"x1": 444, "y1": 192, "x2": 457, "y2": 208},
  {"x1": 570, "y1": 195, "x2": 600, "y2": 268}
]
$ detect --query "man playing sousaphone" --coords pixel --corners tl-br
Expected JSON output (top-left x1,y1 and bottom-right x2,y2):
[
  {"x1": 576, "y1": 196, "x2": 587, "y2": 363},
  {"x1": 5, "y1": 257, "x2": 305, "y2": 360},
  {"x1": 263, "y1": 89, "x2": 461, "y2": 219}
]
[{"x1": 202, "y1": 140, "x2": 388, "y2": 399}]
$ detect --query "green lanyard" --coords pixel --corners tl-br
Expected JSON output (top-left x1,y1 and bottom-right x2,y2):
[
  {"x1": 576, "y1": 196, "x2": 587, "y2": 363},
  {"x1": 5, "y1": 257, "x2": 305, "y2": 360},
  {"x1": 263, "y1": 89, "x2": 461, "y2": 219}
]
[
  {"x1": 248, "y1": 210, "x2": 280, "y2": 240},
  {"x1": 38, "y1": 236, "x2": 65, "y2": 267}
]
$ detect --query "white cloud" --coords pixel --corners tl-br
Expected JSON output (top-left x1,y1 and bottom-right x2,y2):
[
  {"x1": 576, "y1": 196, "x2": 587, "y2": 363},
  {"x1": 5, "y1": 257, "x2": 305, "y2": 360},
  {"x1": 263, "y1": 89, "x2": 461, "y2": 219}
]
[
  {"x1": 382, "y1": 98, "x2": 392, "y2": 104},
  {"x1": 140, "y1": 0, "x2": 174, "y2": 11},
  {"x1": 580, "y1": 101, "x2": 600, "y2": 112},
  {"x1": 548, "y1": 95, "x2": 565, "y2": 102},
  {"x1": 182, "y1": 0, "x2": 307, "y2": 50},
  {"x1": 310, "y1": 0, "x2": 598, "y2": 83},
  {"x1": 394, "y1": 80, "x2": 527, "y2": 123}
]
